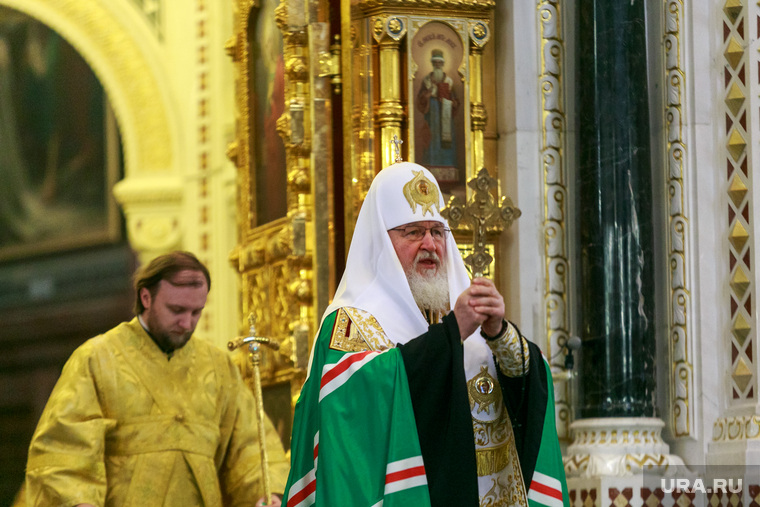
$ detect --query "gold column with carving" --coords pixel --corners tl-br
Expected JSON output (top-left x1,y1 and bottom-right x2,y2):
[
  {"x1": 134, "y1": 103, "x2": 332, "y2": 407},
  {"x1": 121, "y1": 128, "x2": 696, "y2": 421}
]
[
  {"x1": 468, "y1": 21, "x2": 490, "y2": 182},
  {"x1": 375, "y1": 18, "x2": 406, "y2": 169}
]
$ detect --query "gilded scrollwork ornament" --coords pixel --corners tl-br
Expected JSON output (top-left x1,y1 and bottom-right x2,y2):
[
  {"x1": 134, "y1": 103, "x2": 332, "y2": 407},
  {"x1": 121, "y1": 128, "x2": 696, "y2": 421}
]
[
  {"x1": 386, "y1": 16, "x2": 407, "y2": 40},
  {"x1": 274, "y1": 0, "x2": 288, "y2": 30},
  {"x1": 372, "y1": 15, "x2": 408, "y2": 42},
  {"x1": 372, "y1": 17, "x2": 386, "y2": 41},
  {"x1": 287, "y1": 165, "x2": 310, "y2": 194},
  {"x1": 358, "y1": 0, "x2": 494, "y2": 14},
  {"x1": 468, "y1": 20, "x2": 489, "y2": 46}
]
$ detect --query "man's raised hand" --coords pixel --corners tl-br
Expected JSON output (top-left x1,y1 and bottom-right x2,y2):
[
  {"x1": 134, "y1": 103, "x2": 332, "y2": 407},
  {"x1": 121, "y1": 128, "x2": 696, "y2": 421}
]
[{"x1": 453, "y1": 277, "x2": 505, "y2": 339}]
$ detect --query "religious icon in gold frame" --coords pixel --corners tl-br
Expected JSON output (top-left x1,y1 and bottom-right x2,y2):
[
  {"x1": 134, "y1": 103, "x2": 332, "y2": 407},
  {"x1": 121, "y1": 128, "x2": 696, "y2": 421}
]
[
  {"x1": 0, "y1": 6, "x2": 121, "y2": 261},
  {"x1": 410, "y1": 20, "x2": 466, "y2": 196},
  {"x1": 248, "y1": 0, "x2": 287, "y2": 228}
]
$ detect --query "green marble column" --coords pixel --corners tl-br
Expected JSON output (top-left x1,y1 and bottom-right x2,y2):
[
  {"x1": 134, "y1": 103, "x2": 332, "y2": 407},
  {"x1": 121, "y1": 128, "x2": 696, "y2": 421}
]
[{"x1": 575, "y1": 0, "x2": 656, "y2": 418}]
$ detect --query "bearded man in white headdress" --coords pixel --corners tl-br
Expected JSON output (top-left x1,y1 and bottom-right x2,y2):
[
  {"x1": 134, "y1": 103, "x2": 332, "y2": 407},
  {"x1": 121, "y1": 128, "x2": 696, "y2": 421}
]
[{"x1": 284, "y1": 162, "x2": 568, "y2": 507}]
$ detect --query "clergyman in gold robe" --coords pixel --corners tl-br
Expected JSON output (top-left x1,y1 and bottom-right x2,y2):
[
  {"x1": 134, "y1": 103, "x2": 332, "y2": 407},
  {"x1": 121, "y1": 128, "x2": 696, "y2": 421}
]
[{"x1": 24, "y1": 251, "x2": 289, "y2": 506}]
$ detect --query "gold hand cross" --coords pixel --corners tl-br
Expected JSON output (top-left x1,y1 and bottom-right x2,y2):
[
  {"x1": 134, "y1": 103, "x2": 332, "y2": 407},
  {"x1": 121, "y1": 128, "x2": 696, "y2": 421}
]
[{"x1": 440, "y1": 167, "x2": 521, "y2": 278}]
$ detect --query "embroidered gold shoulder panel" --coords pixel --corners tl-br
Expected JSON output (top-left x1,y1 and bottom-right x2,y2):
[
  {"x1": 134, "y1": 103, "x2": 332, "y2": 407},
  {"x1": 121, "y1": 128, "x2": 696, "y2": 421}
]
[{"x1": 329, "y1": 307, "x2": 393, "y2": 352}]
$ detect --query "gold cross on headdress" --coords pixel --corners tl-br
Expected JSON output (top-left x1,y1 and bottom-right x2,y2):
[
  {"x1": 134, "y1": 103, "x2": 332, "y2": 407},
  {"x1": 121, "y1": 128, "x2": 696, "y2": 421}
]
[
  {"x1": 440, "y1": 167, "x2": 521, "y2": 278},
  {"x1": 390, "y1": 135, "x2": 403, "y2": 163}
]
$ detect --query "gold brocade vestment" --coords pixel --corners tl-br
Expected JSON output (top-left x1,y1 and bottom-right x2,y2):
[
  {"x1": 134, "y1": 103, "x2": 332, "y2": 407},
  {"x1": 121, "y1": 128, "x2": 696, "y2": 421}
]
[{"x1": 25, "y1": 318, "x2": 288, "y2": 507}]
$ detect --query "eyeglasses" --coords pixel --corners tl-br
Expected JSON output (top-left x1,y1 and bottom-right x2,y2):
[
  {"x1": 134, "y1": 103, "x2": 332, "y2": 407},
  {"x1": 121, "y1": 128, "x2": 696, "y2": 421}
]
[{"x1": 389, "y1": 225, "x2": 450, "y2": 242}]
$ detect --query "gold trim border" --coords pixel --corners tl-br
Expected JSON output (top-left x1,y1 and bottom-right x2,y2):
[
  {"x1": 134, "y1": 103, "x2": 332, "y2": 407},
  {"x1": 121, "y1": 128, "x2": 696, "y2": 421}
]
[
  {"x1": 712, "y1": 414, "x2": 760, "y2": 441},
  {"x1": 664, "y1": 0, "x2": 695, "y2": 439},
  {"x1": 539, "y1": 0, "x2": 571, "y2": 442}
]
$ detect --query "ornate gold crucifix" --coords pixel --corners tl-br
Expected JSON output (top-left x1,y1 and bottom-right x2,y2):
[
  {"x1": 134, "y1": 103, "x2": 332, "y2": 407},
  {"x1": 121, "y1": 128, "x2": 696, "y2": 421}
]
[{"x1": 440, "y1": 167, "x2": 521, "y2": 278}]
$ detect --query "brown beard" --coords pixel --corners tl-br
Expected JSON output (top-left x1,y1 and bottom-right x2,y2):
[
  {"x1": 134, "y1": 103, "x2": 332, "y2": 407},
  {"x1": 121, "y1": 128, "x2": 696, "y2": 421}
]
[{"x1": 145, "y1": 311, "x2": 193, "y2": 353}]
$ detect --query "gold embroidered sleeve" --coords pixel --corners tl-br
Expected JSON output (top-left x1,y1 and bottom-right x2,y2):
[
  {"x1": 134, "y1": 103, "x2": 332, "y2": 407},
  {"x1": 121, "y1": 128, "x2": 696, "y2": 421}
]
[{"x1": 486, "y1": 321, "x2": 530, "y2": 377}]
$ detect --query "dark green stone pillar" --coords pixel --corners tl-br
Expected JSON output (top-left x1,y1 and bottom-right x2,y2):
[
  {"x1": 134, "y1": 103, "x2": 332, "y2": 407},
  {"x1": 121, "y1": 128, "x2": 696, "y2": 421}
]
[{"x1": 575, "y1": 0, "x2": 657, "y2": 418}]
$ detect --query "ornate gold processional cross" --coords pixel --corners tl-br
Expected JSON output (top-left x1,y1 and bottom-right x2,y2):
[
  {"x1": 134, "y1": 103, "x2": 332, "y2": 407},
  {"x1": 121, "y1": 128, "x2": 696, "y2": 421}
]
[
  {"x1": 227, "y1": 314, "x2": 280, "y2": 505},
  {"x1": 440, "y1": 167, "x2": 522, "y2": 278}
]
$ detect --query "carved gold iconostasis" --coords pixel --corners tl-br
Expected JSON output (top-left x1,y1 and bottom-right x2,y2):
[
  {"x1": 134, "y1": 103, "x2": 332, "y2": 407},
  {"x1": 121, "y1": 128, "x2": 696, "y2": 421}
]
[{"x1": 228, "y1": 0, "x2": 505, "y2": 450}]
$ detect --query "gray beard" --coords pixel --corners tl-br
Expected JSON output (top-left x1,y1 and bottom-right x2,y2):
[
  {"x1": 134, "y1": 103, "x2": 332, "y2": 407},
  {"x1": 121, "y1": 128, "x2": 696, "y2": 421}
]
[
  {"x1": 432, "y1": 67, "x2": 445, "y2": 83},
  {"x1": 406, "y1": 266, "x2": 450, "y2": 314}
]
